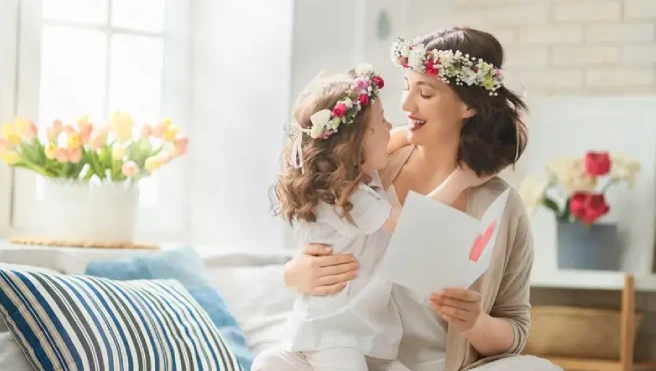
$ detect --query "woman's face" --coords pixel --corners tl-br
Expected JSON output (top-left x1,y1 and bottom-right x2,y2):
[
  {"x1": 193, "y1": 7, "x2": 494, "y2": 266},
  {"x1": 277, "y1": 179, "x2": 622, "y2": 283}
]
[
  {"x1": 362, "y1": 99, "x2": 392, "y2": 173},
  {"x1": 401, "y1": 70, "x2": 475, "y2": 146}
]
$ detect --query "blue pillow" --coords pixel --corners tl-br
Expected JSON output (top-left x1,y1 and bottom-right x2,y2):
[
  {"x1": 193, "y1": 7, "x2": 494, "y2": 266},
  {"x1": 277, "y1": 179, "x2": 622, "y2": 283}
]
[
  {"x1": 84, "y1": 247, "x2": 254, "y2": 370},
  {"x1": 0, "y1": 270, "x2": 243, "y2": 371}
]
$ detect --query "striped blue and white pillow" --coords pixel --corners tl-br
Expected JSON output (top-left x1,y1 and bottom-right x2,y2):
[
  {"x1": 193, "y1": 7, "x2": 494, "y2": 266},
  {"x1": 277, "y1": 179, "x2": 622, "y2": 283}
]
[{"x1": 0, "y1": 270, "x2": 243, "y2": 371}]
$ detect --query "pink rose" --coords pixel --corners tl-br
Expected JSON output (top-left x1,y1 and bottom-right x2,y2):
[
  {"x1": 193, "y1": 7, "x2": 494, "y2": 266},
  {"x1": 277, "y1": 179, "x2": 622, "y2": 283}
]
[
  {"x1": 425, "y1": 59, "x2": 438, "y2": 77},
  {"x1": 332, "y1": 103, "x2": 348, "y2": 118},
  {"x1": 570, "y1": 192, "x2": 610, "y2": 224},
  {"x1": 356, "y1": 78, "x2": 369, "y2": 91},
  {"x1": 358, "y1": 94, "x2": 369, "y2": 105},
  {"x1": 584, "y1": 151, "x2": 611, "y2": 176}
]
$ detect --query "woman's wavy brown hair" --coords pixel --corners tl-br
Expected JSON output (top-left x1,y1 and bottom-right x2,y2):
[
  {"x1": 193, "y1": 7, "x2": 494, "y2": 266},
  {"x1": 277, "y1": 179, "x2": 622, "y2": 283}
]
[
  {"x1": 272, "y1": 73, "x2": 373, "y2": 225},
  {"x1": 414, "y1": 27, "x2": 529, "y2": 176}
]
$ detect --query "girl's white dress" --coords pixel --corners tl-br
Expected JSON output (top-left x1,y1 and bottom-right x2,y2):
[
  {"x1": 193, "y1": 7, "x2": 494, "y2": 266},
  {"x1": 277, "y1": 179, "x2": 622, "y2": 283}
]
[{"x1": 282, "y1": 177, "x2": 403, "y2": 360}]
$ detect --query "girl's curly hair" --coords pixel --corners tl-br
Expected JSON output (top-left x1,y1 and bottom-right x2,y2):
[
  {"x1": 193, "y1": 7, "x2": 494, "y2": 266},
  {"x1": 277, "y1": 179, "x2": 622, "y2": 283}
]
[{"x1": 272, "y1": 73, "x2": 373, "y2": 225}]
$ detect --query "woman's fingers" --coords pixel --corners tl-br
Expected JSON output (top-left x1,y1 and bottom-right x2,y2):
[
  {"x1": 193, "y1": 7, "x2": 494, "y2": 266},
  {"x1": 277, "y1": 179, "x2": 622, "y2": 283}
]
[
  {"x1": 431, "y1": 296, "x2": 475, "y2": 312},
  {"x1": 318, "y1": 260, "x2": 358, "y2": 275},
  {"x1": 316, "y1": 270, "x2": 357, "y2": 287},
  {"x1": 302, "y1": 243, "x2": 332, "y2": 256},
  {"x1": 310, "y1": 282, "x2": 347, "y2": 296},
  {"x1": 314, "y1": 253, "x2": 357, "y2": 268}
]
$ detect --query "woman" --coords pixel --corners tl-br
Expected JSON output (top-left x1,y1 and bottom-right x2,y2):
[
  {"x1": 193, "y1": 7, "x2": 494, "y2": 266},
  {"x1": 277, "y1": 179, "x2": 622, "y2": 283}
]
[{"x1": 254, "y1": 27, "x2": 562, "y2": 371}]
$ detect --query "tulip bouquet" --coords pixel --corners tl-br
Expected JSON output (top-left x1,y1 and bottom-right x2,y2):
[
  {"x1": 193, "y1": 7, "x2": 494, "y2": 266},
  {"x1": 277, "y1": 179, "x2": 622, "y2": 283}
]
[
  {"x1": 519, "y1": 151, "x2": 640, "y2": 226},
  {"x1": 0, "y1": 111, "x2": 188, "y2": 183}
]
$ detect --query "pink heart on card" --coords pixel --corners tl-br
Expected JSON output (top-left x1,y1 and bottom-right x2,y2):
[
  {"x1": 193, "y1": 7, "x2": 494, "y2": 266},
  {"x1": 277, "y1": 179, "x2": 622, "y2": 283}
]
[{"x1": 469, "y1": 220, "x2": 497, "y2": 262}]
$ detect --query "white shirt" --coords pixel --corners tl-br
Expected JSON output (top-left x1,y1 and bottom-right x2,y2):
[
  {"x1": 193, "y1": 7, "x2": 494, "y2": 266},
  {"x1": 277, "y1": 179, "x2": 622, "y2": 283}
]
[{"x1": 282, "y1": 180, "x2": 403, "y2": 360}]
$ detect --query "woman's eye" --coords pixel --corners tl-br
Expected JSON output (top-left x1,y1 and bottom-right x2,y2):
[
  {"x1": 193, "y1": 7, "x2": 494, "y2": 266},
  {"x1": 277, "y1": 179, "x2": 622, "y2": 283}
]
[{"x1": 420, "y1": 92, "x2": 432, "y2": 98}]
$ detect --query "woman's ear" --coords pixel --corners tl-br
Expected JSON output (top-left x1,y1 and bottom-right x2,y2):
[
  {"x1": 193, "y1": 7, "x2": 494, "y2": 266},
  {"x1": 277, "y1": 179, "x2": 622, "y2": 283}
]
[{"x1": 462, "y1": 106, "x2": 477, "y2": 119}]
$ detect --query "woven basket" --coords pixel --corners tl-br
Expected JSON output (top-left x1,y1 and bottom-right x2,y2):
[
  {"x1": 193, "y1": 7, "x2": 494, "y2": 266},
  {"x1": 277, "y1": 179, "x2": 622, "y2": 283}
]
[{"x1": 524, "y1": 306, "x2": 643, "y2": 360}]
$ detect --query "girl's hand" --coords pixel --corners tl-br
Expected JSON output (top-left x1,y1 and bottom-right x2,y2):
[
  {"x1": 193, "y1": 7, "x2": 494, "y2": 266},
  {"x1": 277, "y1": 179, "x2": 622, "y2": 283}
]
[
  {"x1": 284, "y1": 244, "x2": 359, "y2": 296},
  {"x1": 429, "y1": 288, "x2": 483, "y2": 332}
]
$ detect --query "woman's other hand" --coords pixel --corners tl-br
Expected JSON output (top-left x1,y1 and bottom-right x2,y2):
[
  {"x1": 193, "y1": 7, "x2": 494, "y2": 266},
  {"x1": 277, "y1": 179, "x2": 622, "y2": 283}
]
[
  {"x1": 429, "y1": 288, "x2": 482, "y2": 332},
  {"x1": 283, "y1": 244, "x2": 359, "y2": 296}
]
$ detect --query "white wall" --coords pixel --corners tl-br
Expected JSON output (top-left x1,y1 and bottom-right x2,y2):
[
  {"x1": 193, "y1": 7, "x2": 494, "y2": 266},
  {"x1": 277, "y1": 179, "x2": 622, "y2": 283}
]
[{"x1": 189, "y1": 0, "x2": 294, "y2": 250}]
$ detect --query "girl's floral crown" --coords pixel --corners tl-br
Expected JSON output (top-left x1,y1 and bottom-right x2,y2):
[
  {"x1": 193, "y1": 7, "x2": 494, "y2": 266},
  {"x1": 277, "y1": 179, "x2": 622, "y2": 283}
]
[
  {"x1": 390, "y1": 37, "x2": 504, "y2": 96},
  {"x1": 297, "y1": 63, "x2": 385, "y2": 140}
]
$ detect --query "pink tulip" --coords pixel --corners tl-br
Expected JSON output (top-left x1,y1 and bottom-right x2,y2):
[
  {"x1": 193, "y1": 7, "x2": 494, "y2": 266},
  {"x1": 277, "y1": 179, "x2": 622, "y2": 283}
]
[
  {"x1": 69, "y1": 148, "x2": 82, "y2": 163},
  {"x1": 52, "y1": 119, "x2": 63, "y2": 132},
  {"x1": 89, "y1": 135, "x2": 104, "y2": 150},
  {"x1": 55, "y1": 148, "x2": 69, "y2": 163},
  {"x1": 152, "y1": 122, "x2": 166, "y2": 138},
  {"x1": 122, "y1": 161, "x2": 139, "y2": 177},
  {"x1": 79, "y1": 125, "x2": 92, "y2": 144},
  {"x1": 140, "y1": 124, "x2": 152, "y2": 140},
  {"x1": 0, "y1": 138, "x2": 9, "y2": 152},
  {"x1": 64, "y1": 125, "x2": 76, "y2": 135},
  {"x1": 24, "y1": 120, "x2": 38, "y2": 140}
]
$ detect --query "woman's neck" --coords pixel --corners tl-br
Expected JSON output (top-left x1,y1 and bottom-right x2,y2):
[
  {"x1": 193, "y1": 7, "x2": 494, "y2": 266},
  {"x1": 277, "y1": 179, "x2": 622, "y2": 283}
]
[{"x1": 414, "y1": 139, "x2": 459, "y2": 179}]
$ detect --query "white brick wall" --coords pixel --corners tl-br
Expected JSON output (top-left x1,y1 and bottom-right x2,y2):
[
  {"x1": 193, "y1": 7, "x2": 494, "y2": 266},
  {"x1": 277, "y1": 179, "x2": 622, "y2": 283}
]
[{"x1": 451, "y1": 0, "x2": 656, "y2": 94}]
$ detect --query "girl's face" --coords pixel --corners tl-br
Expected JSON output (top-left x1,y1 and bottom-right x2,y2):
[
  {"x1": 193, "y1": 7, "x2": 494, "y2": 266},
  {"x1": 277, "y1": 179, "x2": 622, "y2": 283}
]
[
  {"x1": 401, "y1": 70, "x2": 476, "y2": 146},
  {"x1": 362, "y1": 99, "x2": 392, "y2": 173}
]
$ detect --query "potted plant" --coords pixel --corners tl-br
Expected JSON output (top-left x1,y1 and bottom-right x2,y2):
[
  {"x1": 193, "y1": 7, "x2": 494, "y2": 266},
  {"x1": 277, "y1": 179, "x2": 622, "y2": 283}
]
[
  {"x1": 0, "y1": 111, "x2": 188, "y2": 244},
  {"x1": 519, "y1": 151, "x2": 640, "y2": 271}
]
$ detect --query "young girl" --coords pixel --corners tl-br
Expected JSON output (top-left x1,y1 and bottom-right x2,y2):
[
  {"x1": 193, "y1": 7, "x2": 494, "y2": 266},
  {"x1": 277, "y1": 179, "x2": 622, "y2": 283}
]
[{"x1": 267, "y1": 64, "x2": 489, "y2": 371}]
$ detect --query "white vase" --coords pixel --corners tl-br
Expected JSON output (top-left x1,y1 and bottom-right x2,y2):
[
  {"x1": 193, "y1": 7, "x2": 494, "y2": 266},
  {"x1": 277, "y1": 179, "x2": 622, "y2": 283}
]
[{"x1": 36, "y1": 180, "x2": 140, "y2": 243}]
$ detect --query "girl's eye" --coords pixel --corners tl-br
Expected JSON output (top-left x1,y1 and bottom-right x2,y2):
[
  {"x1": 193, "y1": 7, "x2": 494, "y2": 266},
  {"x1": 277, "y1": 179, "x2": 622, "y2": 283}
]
[{"x1": 420, "y1": 92, "x2": 432, "y2": 98}]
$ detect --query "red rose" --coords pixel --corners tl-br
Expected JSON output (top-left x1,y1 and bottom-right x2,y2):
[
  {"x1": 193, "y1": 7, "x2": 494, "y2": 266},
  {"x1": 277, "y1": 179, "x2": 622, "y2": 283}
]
[
  {"x1": 358, "y1": 94, "x2": 369, "y2": 105},
  {"x1": 584, "y1": 151, "x2": 611, "y2": 176},
  {"x1": 332, "y1": 103, "x2": 348, "y2": 118},
  {"x1": 372, "y1": 75, "x2": 384, "y2": 89},
  {"x1": 569, "y1": 192, "x2": 610, "y2": 224},
  {"x1": 425, "y1": 59, "x2": 438, "y2": 76}
]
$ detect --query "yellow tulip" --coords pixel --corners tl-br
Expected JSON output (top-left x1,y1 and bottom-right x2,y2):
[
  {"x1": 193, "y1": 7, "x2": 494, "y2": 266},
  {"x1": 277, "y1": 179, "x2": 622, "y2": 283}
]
[
  {"x1": 163, "y1": 125, "x2": 179, "y2": 142},
  {"x1": 1, "y1": 121, "x2": 15, "y2": 139},
  {"x1": 1, "y1": 150, "x2": 20, "y2": 165},
  {"x1": 13, "y1": 118, "x2": 25, "y2": 134},
  {"x1": 111, "y1": 143, "x2": 125, "y2": 161},
  {"x1": 66, "y1": 133, "x2": 81, "y2": 150},
  {"x1": 110, "y1": 111, "x2": 134, "y2": 142},
  {"x1": 7, "y1": 132, "x2": 21, "y2": 146},
  {"x1": 144, "y1": 156, "x2": 162, "y2": 172},
  {"x1": 45, "y1": 143, "x2": 57, "y2": 159}
]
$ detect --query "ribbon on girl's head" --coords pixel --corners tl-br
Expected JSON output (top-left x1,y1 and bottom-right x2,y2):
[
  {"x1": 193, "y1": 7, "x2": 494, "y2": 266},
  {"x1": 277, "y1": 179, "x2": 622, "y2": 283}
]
[{"x1": 289, "y1": 122, "x2": 305, "y2": 173}]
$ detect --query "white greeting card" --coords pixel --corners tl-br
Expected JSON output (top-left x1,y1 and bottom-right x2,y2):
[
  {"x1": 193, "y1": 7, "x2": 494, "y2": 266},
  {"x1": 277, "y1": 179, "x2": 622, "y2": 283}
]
[{"x1": 378, "y1": 188, "x2": 511, "y2": 298}]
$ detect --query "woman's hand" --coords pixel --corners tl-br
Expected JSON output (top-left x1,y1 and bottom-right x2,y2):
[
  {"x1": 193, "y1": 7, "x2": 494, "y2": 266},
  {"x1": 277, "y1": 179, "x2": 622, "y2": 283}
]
[
  {"x1": 284, "y1": 244, "x2": 359, "y2": 296},
  {"x1": 429, "y1": 288, "x2": 482, "y2": 332}
]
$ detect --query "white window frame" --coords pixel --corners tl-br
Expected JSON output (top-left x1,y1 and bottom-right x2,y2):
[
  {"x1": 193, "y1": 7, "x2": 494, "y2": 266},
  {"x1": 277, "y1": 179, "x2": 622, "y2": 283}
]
[
  {"x1": 0, "y1": 0, "x2": 20, "y2": 237},
  {"x1": 9, "y1": 0, "x2": 191, "y2": 242}
]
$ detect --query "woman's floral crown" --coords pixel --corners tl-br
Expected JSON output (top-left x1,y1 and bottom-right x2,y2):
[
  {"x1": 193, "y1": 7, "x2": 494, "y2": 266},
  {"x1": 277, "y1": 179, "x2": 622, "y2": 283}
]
[
  {"x1": 390, "y1": 37, "x2": 504, "y2": 96},
  {"x1": 298, "y1": 63, "x2": 385, "y2": 140}
]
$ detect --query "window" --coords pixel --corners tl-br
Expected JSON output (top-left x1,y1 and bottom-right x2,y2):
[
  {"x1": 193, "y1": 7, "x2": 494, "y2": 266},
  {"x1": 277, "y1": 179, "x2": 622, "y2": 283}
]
[{"x1": 9, "y1": 0, "x2": 191, "y2": 241}]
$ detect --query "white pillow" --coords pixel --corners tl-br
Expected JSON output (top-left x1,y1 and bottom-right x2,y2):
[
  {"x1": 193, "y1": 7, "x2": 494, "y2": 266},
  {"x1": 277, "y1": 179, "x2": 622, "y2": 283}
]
[
  {"x1": 0, "y1": 332, "x2": 32, "y2": 371},
  {"x1": 206, "y1": 264, "x2": 295, "y2": 355}
]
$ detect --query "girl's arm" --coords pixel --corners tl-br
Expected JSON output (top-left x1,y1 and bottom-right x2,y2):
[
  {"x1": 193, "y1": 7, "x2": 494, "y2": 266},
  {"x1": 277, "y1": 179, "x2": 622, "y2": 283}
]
[{"x1": 387, "y1": 126, "x2": 410, "y2": 154}]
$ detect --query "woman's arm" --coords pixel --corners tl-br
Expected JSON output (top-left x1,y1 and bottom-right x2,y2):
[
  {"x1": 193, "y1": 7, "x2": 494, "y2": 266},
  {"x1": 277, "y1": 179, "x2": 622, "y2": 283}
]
[
  {"x1": 283, "y1": 244, "x2": 359, "y2": 295},
  {"x1": 466, "y1": 198, "x2": 534, "y2": 356},
  {"x1": 387, "y1": 126, "x2": 410, "y2": 154}
]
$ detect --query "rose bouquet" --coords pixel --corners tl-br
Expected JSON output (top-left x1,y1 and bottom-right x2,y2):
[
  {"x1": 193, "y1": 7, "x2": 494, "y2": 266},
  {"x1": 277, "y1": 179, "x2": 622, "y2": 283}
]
[
  {"x1": 519, "y1": 151, "x2": 640, "y2": 226},
  {"x1": 0, "y1": 111, "x2": 188, "y2": 183}
]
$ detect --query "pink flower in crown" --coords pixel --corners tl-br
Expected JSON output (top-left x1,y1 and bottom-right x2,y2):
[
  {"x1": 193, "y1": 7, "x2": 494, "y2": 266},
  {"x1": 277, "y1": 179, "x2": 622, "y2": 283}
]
[
  {"x1": 400, "y1": 57, "x2": 408, "y2": 68},
  {"x1": 332, "y1": 103, "x2": 348, "y2": 118},
  {"x1": 372, "y1": 75, "x2": 384, "y2": 89},
  {"x1": 358, "y1": 94, "x2": 369, "y2": 105},
  {"x1": 355, "y1": 78, "x2": 370, "y2": 91},
  {"x1": 54, "y1": 148, "x2": 69, "y2": 163},
  {"x1": 319, "y1": 130, "x2": 333, "y2": 140},
  {"x1": 68, "y1": 148, "x2": 82, "y2": 163}
]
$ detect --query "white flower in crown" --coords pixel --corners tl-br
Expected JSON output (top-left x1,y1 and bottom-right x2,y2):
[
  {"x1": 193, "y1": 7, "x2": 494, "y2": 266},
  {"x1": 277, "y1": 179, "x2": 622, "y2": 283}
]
[
  {"x1": 408, "y1": 44, "x2": 426, "y2": 71},
  {"x1": 355, "y1": 63, "x2": 374, "y2": 76},
  {"x1": 309, "y1": 109, "x2": 332, "y2": 138},
  {"x1": 343, "y1": 97, "x2": 354, "y2": 109},
  {"x1": 460, "y1": 69, "x2": 478, "y2": 86}
]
